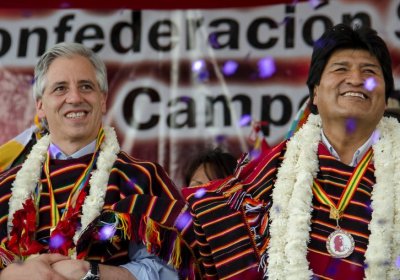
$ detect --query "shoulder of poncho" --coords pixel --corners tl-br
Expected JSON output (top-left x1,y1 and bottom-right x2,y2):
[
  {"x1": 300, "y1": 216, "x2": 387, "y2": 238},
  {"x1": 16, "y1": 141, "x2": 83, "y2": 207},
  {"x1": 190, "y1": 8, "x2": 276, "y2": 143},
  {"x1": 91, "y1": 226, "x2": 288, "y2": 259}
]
[{"x1": 0, "y1": 164, "x2": 22, "y2": 184}]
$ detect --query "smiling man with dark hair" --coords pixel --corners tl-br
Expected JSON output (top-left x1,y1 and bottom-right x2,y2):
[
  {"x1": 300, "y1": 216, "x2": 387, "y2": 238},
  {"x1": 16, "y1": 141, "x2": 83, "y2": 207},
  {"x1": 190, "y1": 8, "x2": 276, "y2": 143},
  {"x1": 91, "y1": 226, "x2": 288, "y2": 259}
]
[{"x1": 185, "y1": 23, "x2": 400, "y2": 280}]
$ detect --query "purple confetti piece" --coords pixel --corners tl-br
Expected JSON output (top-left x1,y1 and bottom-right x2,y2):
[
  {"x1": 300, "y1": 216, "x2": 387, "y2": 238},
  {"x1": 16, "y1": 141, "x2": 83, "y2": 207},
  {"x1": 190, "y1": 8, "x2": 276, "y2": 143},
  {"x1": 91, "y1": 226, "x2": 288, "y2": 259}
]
[
  {"x1": 215, "y1": 135, "x2": 226, "y2": 144},
  {"x1": 222, "y1": 60, "x2": 238, "y2": 76},
  {"x1": 49, "y1": 234, "x2": 65, "y2": 249},
  {"x1": 371, "y1": 130, "x2": 380, "y2": 145},
  {"x1": 238, "y1": 114, "x2": 252, "y2": 127},
  {"x1": 194, "y1": 188, "x2": 206, "y2": 198},
  {"x1": 309, "y1": 0, "x2": 329, "y2": 9},
  {"x1": 249, "y1": 149, "x2": 261, "y2": 160},
  {"x1": 258, "y1": 57, "x2": 276, "y2": 79},
  {"x1": 208, "y1": 33, "x2": 220, "y2": 48},
  {"x1": 175, "y1": 211, "x2": 192, "y2": 231},
  {"x1": 128, "y1": 178, "x2": 138, "y2": 189},
  {"x1": 180, "y1": 96, "x2": 191, "y2": 103},
  {"x1": 99, "y1": 225, "x2": 117, "y2": 240},
  {"x1": 364, "y1": 77, "x2": 377, "y2": 92},
  {"x1": 345, "y1": 118, "x2": 356, "y2": 134},
  {"x1": 366, "y1": 201, "x2": 373, "y2": 215},
  {"x1": 197, "y1": 70, "x2": 209, "y2": 82},
  {"x1": 192, "y1": 60, "x2": 205, "y2": 73}
]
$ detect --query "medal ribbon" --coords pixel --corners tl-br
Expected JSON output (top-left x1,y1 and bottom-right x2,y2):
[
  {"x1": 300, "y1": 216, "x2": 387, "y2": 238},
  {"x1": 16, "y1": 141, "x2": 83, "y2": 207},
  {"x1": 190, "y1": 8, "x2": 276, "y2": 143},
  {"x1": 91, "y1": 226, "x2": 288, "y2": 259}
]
[
  {"x1": 312, "y1": 148, "x2": 373, "y2": 220},
  {"x1": 43, "y1": 128, "x2": 105, "y2": 229}
]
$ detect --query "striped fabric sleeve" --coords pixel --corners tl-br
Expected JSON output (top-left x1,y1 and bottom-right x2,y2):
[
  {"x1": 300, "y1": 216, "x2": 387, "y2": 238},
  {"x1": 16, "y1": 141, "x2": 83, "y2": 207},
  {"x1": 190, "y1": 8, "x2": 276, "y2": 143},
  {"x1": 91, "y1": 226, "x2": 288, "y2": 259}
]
[{"x1": 183, "y1": 142, "x2": 286, "y2": 279}]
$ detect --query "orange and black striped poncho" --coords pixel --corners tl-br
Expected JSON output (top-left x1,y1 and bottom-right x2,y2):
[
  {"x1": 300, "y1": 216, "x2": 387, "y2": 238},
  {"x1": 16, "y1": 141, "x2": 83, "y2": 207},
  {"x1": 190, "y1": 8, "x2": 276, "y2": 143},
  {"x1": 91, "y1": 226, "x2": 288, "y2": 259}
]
[
  {"x1": 0, "y1": 151, "x2": 200, "y2": 279},
  {"x1": 184, "y1": 140, "x2": 374, "y2": 280}
]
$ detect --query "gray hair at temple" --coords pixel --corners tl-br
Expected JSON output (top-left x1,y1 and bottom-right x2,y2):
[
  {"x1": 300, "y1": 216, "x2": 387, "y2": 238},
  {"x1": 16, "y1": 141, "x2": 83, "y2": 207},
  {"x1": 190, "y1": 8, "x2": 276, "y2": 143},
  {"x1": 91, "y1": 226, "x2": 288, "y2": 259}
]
[{"x1": 32, "y1": 42, "x2": 108, "y2": 101}]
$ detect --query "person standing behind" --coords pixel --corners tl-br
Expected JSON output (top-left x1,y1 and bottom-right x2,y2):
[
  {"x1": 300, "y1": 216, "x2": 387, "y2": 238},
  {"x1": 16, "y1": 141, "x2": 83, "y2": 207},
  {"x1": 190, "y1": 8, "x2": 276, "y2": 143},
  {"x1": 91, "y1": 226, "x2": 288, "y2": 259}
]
[
  {"x1": 0, "y1": 42, "x2": 195, "y2": 280},
  {"x1": 183, "y1": 147, "x2": 237, "y2": 187},
  {"x1": 184, "y1": 23, "x2": 399, "y2": 280}
]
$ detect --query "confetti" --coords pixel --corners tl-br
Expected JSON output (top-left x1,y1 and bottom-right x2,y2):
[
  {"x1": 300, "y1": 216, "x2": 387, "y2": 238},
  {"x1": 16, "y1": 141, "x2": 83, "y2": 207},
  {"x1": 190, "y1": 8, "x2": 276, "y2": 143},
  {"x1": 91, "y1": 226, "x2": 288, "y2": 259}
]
[
  {"x1": 215, "y1": 134, "x2": 226, "y2": 144},
  {"x1": 238, "y1": 114, "x2": 252, "y2": 127},
  {"x1": 222, "y1": 60, "x2": 238, "y2": 76},
  {"x1": 371, "y1": 130, "x2": 380, "y2": 145},
  {"x1": 194, "y1": 188, "x2": 206, "y2": 198},
  {"x1": 345, "y1": 118, "x2": 356, "y2": 134},
  {"x1": 175, "y1": 211, "x2": 192, "y2": 231},
  {"x1": 309, "y1": 0, "x2": 329, "y2": 10},
  {"x1": 191, "y1": 60, "x2": 206, "y2": 73},
  {"x1": 99, "y1": 225, "x2": 117, "y2": 240},
  {"x1": 258, "y1": 57, "x2": 276, "y2": 79},
  {"x1": 364, "y1": 77, "x2": 377, "y2": 91},
  {"x1": 49, "y1": 234, "x2": 65, "y2": 249}
]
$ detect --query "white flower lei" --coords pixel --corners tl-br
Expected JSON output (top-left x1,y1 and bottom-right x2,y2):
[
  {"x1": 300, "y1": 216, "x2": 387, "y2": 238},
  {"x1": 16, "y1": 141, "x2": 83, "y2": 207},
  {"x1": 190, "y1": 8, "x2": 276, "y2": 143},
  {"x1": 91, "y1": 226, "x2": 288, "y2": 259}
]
[
  {"x1": 7, "y1": 126, "x2": 120, "y2": 247},
  {"x1": 267, "y1": 114, "x2": 400, "y2": 280}
]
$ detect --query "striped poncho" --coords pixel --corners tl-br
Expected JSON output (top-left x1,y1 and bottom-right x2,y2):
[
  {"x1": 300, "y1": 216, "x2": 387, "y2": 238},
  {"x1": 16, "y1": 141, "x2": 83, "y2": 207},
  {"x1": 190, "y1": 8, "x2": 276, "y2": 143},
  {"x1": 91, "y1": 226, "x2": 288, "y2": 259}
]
[
  {"x1": 0, "y1": 151, "x2": 198, "y2": 278},
  {"x1": 184, "y1": 139, "x2": 377, "y2": 279}
]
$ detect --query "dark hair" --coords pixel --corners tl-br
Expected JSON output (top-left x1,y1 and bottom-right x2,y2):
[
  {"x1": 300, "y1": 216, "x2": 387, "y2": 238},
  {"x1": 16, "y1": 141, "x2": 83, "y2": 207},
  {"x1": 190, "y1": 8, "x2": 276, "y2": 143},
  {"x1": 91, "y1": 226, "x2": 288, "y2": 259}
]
[
  {"x1": 184, "y1": 148, "x2": 237, "y2": 186},
  {"x1": 384, "y1": 109, "x2": 400, "y2": 121},
  {"x1": 307, "y1": 23, "x2": 394, "y2": 114}
]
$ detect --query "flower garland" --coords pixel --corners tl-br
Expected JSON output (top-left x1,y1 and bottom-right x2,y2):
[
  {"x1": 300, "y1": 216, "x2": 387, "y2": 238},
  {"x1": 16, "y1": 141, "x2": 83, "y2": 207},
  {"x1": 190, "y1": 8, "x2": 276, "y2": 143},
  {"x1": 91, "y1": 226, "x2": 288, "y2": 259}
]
[
  {"x1": 7, "y1": 126, "x2": 120, "y2": 254},
  {"x1": 267, "y1": 114, "x2": 400, "y2": 280}
]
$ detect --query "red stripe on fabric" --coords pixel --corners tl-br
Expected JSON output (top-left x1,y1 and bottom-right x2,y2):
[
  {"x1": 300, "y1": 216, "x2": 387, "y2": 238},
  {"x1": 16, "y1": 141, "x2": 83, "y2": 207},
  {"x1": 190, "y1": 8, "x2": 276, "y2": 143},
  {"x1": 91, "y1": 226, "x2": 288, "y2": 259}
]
[
  {"x1": 220, "y1": 265, "x2": 262, "y2": 280},
  {"x1": 307, "y1": 250, "x2": 365, "y2": 279},
  {"x1": 207, "y1": 223, "x2": 244, "y2": 241}
]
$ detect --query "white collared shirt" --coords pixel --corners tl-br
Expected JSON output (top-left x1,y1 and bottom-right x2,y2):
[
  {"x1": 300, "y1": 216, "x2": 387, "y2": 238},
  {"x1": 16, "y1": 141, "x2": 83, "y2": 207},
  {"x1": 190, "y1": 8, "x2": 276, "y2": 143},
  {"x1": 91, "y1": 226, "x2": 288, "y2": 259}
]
[
  {"x1": 49, "y1": 140, "x2": 97, "y2": 159},
  {"x1": 321, "y1": 130, "x2": 375, "y2": 167}
]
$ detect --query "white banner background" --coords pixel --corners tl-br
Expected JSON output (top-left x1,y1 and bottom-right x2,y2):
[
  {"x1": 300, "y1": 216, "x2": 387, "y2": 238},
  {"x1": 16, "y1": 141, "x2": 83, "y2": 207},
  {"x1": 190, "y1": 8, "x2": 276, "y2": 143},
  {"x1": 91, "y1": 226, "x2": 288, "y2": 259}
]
[{"x1": 1, "y1": 0, "x2": 399, "y2": 185}]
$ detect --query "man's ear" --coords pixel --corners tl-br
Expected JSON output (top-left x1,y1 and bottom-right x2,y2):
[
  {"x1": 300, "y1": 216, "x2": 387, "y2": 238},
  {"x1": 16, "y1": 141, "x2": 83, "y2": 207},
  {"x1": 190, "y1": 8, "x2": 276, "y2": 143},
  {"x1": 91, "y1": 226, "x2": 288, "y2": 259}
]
[
  {"x1": 101, "y1": 92, "x2": 108, "y2": 114},
  {"x1": 313, "y1": 86, "x2": 318, "y2": 106},
  {"x1": 36, "y1": 99, "x2": 45, "y2": 119}
]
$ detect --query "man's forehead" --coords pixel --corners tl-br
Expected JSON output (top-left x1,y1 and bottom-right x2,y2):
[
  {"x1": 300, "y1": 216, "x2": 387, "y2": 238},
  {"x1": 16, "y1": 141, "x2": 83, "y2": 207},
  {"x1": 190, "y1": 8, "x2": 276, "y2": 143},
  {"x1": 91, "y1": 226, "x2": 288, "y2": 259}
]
[
  {"x1": 327, "y1": 49, "x2": 380, "y2": 65},
  {"x1": 48, "y1": 79, "x2": 96, "y2": 85},
  {"x1": 45, "y1": 56, "x2": 96, "y2": 79},
  {"x1": 329, "y1": 48, "x2": 377, "y2": 59},
  {"x1": 47, "y1": 55, "x2": 94, "y2": 71}
]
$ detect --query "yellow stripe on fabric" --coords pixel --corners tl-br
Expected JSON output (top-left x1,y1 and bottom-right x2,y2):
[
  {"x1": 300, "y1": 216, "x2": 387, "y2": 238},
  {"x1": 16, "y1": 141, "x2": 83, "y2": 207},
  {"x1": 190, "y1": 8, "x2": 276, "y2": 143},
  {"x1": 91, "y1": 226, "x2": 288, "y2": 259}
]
[
  {"x1": 113, "y1": 169, "x2": 145, "y2": 194},
  {"x1": 312, "y1": 148, "x2": 372, "y2": 217},
  {"x1": 44, "y1": 152, "x2": 60, "y2": 228},
  {"x1": 213, "y1": 236, "x2": 250, "y2": 254},
  {"x1": 203, "y1": 212, "x2": 241, "y2": 227},
  {"x1": 127, "y1": 195, "x2": 138, "y2": 213},
  {"x1": 338, "y1": 148, "x2": 372, "y2": 210},
  {"x1": 0, "y1": 141, "x2": 25, "y2": 171},
  {"x1": 0, "y1": 214, "x2": 7, "y2": 225},
  {"x1": 216, "y1": 248, "x2": 256, "y2": 267},
  {"x1": 197, "y1": 204, "x2": 227, "y2": 218},
  {"x1": 145, "y1": 196, "x2": 157, "y2": 217},
  {"x1": 42, "y1": 127, "x2": 105, "y2": 227},
  {"x1": 312, "y1": 181, "x2": 335, "y2": 207},
  {"x1": 207, "y1": 224, "x2": 244, "y2": 241},
  {"x1": 160, "y1": 200, "x2": 176, "y2": 224}
]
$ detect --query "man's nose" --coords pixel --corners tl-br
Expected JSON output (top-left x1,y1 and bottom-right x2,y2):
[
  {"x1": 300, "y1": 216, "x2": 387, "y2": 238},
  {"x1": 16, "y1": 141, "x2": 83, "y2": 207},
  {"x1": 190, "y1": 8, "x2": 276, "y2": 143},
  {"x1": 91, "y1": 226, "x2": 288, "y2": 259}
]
[
  {"x1": 345, "y1": 70, "x2": 364, "y2": 86},
  {"x1": 66, "y1": 88, "x2": 84, "y2": 103}
]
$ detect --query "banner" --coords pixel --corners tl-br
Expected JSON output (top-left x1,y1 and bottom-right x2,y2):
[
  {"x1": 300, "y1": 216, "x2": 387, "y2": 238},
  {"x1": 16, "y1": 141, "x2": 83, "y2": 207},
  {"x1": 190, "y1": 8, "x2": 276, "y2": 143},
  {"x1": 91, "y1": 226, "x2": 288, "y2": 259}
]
[{"x1": 1, "y1": 0, "x2": 399, "y2": 186}]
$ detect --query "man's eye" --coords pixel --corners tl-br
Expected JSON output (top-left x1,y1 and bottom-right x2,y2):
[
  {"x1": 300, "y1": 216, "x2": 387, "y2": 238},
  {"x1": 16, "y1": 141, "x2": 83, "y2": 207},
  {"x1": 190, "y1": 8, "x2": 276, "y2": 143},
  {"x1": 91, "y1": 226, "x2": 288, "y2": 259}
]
[
  {"x1": 54, "y1": 86, "x2": 66, "y2": 92},
  {"x1": 80, "y1": 84, "x2": 93, "y2": 91},
  {"x1": 364, "y1": 69, "x2": 376, "y2": 74}
]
